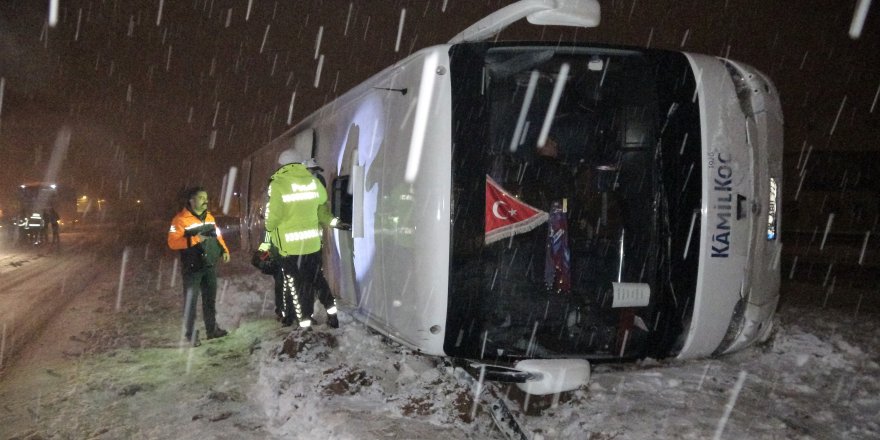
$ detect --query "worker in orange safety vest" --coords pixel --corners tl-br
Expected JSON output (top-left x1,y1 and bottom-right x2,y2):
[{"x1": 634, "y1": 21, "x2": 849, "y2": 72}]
[{"x1": 168, "y1": 186, "x2": 230, "y2": 346}]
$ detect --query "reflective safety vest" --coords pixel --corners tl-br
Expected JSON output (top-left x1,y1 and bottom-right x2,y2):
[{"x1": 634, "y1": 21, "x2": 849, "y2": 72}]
[
  {"x1": 265, "y1": 163, "x2": 333, "y2": 256},
  {"x1": 168, "y1": 208, "x2": 230, "y2": 271},
  {"x1": 27, "y1": 212, "x2": 44, "y2": 229}
]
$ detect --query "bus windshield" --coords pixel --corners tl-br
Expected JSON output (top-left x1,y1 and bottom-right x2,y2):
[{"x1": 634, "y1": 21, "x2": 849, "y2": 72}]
[{"x1": 446, "y1": 43, "x2": 702, "y2": 362}]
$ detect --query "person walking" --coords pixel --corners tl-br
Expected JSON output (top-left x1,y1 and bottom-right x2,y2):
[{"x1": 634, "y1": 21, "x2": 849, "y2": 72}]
[
  {"x1": 259, "y1": 149, "x2": 341, "y2": 329},
  {"x1": 25, "y1": 211, "x2": 45, "y2": 245},
  {"x1": 45, "y1": 207, "x2": 60, "y2": 245},
  {"x1": 168, "y1": 186, "x2": 231, "y2": 346},
  {"x1": 265, "y1": 159, "x2": 329, "y2": 323}
]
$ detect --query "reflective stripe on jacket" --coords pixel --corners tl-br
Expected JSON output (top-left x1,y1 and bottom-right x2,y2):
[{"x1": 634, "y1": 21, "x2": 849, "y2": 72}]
[
  {"x1": 265, "y1": 163, "x2": 332, "y2": 256},
  {"x1": 168, "y1": 208, "x2": 230, "y2": 271}
]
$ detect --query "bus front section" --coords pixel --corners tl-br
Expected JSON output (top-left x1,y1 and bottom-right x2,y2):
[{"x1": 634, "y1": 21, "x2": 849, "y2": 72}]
[
  {"x1": 446, "y1": 42, "x2": 703, "y2": 376},
  {"x1": 444, "y1": 42, "x2": 780, "y2": 391}
]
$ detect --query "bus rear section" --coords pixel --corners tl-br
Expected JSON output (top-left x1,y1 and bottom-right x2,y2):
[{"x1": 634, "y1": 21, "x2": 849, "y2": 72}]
[{"x1": 444, "y1": 42, "x2": 782, "y2": 365}]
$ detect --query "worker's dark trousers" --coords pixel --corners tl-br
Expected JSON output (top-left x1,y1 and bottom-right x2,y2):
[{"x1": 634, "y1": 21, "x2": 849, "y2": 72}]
[
  {"x1": 272, "y1": 267, "x2": 284, "y2": 318},
  {"x1": 182, "y1": 266, "x2": 218, "y2": 339},
  {"x1": 279, "y1": 252, "x2": 335, "y2": 325}
]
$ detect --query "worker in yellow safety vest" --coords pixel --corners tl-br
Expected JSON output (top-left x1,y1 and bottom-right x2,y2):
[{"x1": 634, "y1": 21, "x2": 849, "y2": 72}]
[{"x1": 258, "y1": 149, "x2": 344, "y2": 329}]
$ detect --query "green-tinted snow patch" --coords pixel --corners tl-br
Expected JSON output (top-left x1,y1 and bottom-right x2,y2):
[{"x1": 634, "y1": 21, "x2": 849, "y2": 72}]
[
  {"x1": 27, "y1": 319, "x2": 279, "y2": 438},
  {"x1": 79, "y1": 319, "x2": 276, "y2": 389}
]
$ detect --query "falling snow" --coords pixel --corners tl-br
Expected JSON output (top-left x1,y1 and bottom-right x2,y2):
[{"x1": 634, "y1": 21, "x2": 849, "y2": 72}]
[
  {"x1": 0, "y1": 236, "x2": 877, "y2": 439},
  {"x1": 0, "y1": 0, "x2": 879, "y2": 438}
]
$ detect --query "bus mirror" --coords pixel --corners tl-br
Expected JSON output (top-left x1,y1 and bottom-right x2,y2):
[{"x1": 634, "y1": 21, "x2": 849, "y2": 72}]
[
  {"x1": 449, "y1": 0, "x2": 600, "y2": 44},
  {"x1": 526, "y1": 2, "x2": 600, "y2": 27}
]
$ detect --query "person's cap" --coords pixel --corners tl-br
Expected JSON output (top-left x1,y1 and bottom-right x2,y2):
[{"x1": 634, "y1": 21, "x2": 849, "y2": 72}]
[
  {"x1": 303, "y1": 158, "x2": 322, "y2": 170},
  {"x1": 278, "y1": 148, "x2": 305, "y2": 165}
]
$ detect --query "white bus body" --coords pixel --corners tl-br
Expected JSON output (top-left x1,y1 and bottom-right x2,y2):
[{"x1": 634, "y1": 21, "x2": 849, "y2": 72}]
[{"x1": 239, "y1": 2, "x2": 783, "y2": 394}]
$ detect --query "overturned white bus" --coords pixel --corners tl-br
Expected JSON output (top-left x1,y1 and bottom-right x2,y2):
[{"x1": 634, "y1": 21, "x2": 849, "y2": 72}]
[{"x1": 238, "y1": 0, "x2": 783, "y2": 395}]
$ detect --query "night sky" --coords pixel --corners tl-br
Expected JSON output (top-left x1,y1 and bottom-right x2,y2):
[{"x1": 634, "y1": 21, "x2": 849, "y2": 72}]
[{"x1": 0, "y1": 0, "x2": 878, "y2": 221}]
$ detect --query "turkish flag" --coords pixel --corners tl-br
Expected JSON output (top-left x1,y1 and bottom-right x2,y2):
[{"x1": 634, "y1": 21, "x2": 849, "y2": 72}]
[{"x1": 485, "y1": 175, "x2": 548, "y2": 245}]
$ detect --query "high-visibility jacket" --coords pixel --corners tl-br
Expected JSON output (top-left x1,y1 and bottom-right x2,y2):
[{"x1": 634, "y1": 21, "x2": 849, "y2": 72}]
[
  {"x1": 168, "y1": 207, "x2": 230, "y2": 270},
  {"x1": 265, "y1": 163, "x2": 333, "y2": 256},
  {"x1": 26, "y1": 212, "x2": 45, "y2": 229}
]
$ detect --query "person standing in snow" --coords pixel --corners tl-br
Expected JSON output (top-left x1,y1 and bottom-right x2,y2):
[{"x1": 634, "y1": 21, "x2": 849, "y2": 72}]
[
  {"x1": 259, "y1": 149, "x2": 341, "y2": 329},
  {"x1": 266, "y1": 158, "x2": 329, "y2": 323},
  {"x1": 45, "y1": 207, "x2": 60, "y2": 245},
  {"x1": 168, "y1": 186, "x2": 231, "y2": 346}
]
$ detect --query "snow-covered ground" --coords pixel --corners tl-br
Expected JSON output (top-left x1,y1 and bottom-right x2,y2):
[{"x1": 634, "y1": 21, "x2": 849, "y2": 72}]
[
  {"x1": 1, "y1": 242, "x2": 878, "y2": 439},
  {"x1": 250, "y1": 283, "x2": 880, "y2": 439}
]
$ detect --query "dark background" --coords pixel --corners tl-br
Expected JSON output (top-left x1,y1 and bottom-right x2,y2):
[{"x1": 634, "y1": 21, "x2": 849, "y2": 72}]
[{"x1": 1, "y1": 0, "x2": 878, "y2": 235}]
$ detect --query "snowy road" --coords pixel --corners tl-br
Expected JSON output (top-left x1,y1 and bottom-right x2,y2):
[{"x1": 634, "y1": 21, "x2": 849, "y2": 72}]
[
  {"x1": 0, "y1": 230, "x2": 878, "y2": 439},
  {"x1": 0, "y1": 231, "x2": 114, "y2": 372}
]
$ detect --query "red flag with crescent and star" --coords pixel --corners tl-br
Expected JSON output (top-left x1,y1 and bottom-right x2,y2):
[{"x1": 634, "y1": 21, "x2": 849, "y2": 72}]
[{"x1": 485, "y1": 175, "x2": 549, "y2": 245}]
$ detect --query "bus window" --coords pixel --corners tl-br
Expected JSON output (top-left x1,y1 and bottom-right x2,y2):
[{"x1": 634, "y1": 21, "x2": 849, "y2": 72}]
[
  {"x1": 332, "y1": 176, "x2": 353, "y2": 224},
  {"x1": 446, "y1": 43, "x2": 702, "y2": 362}
]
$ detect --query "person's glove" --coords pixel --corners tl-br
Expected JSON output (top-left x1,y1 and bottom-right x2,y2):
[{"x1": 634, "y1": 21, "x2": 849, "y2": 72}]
[
  {"x1": 330, "y1": 218, "x2": 351, "y2": 230},
  {"x1": 258, "y1": 242, "x2": 271, "y2": 252}
]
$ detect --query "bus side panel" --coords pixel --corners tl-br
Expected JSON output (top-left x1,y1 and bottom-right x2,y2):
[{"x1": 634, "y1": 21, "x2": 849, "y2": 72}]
[
  {"x1": 356, "y1": 49, "x2": 451, "y2": 356},
  {"x1": 311, "y1": 93, "x2": 385, "y2": 317},
  {"x1": 394, "y1": 49, "x2": 452, "y2": 356},
  {"x1": 310, "y1": 47, "x2": 452, "y2": 355}
]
